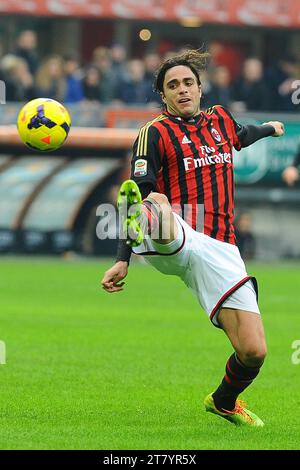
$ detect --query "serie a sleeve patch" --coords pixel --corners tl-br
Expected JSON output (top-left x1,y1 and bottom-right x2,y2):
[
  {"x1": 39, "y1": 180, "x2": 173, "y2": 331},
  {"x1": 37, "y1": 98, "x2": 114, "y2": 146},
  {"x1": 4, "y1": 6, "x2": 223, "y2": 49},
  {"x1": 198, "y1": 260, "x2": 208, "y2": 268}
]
[{"x1": 134, "y1": 159, "x2": 148, "y2": 177}]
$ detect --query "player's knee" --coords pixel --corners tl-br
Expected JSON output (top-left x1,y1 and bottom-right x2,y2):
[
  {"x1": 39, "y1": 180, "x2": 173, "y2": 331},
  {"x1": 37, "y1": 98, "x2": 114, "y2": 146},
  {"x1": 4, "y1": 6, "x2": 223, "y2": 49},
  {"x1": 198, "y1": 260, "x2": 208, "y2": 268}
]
[
  {"x1": 239, "y1": 345, "x2": 267, "y2": 367},
  {"x1": 145, "y1": 192, "x2": 176, "y2": 242},
  {"x1": 146, "y1": 192, "x2": 170, "y2": 209}
]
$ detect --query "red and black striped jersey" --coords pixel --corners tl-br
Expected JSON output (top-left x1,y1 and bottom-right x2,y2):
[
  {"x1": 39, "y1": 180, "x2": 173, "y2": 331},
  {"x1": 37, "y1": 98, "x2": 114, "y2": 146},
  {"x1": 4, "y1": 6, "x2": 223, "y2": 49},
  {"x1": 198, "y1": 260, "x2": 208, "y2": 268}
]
[{"x1": 130, "y1": 105, "x2": 244, "y2": 245}]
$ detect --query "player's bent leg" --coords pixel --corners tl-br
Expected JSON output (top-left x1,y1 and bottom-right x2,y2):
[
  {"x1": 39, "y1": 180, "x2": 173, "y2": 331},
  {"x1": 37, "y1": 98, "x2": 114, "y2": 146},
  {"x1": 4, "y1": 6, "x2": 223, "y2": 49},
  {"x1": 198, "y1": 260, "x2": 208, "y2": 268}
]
[
  {"x1": 205, "y1": 308, "x2": 266, "y2": 427},
  {"x1": 118, "y1": 179, "x2": 178, "y2": 247},
  {"x1": 144, "y1": 192, "x2": 178, "y2": 244},
  {"x1": 218, "y1": 308, "x2": 267, "y2": 367}
]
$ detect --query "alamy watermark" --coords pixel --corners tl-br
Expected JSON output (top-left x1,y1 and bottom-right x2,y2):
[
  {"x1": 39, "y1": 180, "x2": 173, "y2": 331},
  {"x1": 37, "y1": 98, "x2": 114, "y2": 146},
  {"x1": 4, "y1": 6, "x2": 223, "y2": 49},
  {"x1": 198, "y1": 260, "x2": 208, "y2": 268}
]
[
  {"x1": 291, "y1": 80, "x2": 300, "y2": 105},
  {"x1": 291, "y1": 340, "x2": 300, "y2": 365},
  {"x1": 0, "y1": 340, "x2": 6, "y2": 364},
  {"x1": 0, "y1": 80, "x2": 6, "y2": 104},
  {"x1": 96, "y1": 202, "x2": 204, "y2": 241}
]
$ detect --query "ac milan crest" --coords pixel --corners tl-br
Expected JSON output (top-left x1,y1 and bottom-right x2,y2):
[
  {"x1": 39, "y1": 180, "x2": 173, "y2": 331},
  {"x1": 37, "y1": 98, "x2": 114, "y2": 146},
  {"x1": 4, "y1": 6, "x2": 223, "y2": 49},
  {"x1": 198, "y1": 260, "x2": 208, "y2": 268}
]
[{"x1": 211, "y1": 127, "x2": 222, "y2": 143}]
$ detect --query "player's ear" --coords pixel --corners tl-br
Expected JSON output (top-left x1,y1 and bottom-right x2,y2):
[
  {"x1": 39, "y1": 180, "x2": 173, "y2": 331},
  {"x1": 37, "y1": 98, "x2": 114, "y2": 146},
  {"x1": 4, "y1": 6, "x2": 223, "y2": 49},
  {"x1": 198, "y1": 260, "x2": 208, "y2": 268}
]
[
  {"x1": 199, "y1": 84, "x2": 202, "y2": 98},
  {"x1": 161, "y1": 92, "x2": 167, "y2": 104}
]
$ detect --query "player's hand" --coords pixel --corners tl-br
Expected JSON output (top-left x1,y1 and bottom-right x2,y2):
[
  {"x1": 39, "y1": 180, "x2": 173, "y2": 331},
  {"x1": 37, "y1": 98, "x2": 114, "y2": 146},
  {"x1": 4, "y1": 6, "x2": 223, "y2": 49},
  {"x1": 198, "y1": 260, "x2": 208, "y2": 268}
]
[
  {"x1": 263, "y1": 121, "x2": 285, "y2": 137},
  {"x1": 101, "y1": 261, "x2": 128, "y2": 293},
  {"x1": 282, "y1": 166, "x2": 299, "y2": 186}
]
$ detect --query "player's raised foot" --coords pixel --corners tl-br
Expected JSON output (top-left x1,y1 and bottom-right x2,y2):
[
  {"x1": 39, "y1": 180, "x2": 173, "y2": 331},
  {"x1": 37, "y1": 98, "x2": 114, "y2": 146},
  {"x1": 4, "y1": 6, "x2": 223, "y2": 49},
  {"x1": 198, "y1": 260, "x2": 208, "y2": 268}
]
[
  {"x1": 117, "y1": 179, "x2": 143, "y2": 247},
  {"x1": 204, "y1": 393, "x2": 264, "y2": 427}
]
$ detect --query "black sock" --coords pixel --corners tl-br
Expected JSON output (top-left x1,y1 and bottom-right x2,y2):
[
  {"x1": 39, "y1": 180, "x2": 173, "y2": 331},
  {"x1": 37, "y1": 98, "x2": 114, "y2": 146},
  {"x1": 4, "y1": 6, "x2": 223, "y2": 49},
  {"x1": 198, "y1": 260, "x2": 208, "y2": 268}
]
[{"x1": 212, "y1": 353, "x2": 262, "y2": 411}]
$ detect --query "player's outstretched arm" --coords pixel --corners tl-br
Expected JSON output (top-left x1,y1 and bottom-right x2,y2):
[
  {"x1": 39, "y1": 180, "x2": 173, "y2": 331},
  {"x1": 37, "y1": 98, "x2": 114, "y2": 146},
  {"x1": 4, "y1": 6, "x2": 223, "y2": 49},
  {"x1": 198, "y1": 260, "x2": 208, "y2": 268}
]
[
  {"x1": 235, "y1": 121, "x2": 284, "y2": 148},
  {"x1": 101, "y1": 261, "x2": 128, "y2": 293},
  {"x1": 263, "y1": 121, "x2": 285, "y2": 137}
]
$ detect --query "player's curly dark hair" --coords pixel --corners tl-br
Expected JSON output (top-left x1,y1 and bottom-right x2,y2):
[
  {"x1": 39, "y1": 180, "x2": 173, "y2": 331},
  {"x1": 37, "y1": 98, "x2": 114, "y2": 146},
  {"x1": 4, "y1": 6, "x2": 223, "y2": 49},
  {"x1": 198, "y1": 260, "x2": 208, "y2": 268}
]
[{"x1": 154, "y1": 49, "x2": 210, "y2": 94}]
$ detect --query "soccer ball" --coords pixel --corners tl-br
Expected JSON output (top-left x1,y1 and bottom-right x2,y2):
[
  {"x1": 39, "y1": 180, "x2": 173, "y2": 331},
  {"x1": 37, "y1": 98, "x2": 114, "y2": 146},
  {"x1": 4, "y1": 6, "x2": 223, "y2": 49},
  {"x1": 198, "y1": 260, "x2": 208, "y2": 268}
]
[{"x1": 17, "y1": 98, "x2": 71, "y2": 151}]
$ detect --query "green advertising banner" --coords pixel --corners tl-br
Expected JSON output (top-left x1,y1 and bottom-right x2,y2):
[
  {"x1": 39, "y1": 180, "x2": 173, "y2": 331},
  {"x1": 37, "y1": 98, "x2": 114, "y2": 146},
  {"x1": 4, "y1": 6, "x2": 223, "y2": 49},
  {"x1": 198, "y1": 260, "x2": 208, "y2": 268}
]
[{"x1": 234, "y1": 117, "x2": 300, "y2": 185}]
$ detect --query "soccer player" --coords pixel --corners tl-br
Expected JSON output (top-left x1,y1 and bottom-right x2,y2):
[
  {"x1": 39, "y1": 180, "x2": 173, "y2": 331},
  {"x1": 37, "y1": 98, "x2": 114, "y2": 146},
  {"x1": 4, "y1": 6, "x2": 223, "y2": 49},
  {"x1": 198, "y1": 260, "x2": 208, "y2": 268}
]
[
  {"x1": 282, "y1": 141, "x2": 300, "y2": 186},
  {"x1": 102, "y1": 50, "x2": 285, "y2": 427}
]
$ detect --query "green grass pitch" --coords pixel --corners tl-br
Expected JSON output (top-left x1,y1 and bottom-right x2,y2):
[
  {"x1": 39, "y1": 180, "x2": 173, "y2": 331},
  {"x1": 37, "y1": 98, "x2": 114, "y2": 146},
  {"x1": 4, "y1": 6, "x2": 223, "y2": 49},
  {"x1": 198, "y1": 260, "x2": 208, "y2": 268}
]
[{"x1": 0, "y1": 257, "x2": 299, "y2": 450}]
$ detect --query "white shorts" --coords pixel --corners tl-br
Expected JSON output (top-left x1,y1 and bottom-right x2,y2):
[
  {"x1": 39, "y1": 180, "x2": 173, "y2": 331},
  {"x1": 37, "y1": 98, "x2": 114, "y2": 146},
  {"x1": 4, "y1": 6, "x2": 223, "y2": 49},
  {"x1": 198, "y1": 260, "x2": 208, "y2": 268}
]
[{"x1": 133, "y1": 213, "x2": 260, "y2": 327}]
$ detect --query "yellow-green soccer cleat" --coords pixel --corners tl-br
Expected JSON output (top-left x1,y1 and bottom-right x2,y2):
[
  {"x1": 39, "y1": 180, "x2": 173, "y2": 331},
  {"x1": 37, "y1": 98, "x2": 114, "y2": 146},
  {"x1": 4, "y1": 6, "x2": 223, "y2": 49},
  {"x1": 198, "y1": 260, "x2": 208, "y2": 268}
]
[
  {"x1": 117, "y1": 179, "x2": 144, "y2": 247},
  {"x1": 204, "y1": 393, "x2": 264, "y2": 427}
]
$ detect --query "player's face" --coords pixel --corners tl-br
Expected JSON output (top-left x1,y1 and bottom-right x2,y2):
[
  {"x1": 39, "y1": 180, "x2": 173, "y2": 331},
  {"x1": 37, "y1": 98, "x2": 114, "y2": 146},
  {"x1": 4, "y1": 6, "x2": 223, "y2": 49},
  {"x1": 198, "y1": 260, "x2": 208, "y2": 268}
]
[{"x1": 161, "y1": 65, "x2": 201, "y2": 118}]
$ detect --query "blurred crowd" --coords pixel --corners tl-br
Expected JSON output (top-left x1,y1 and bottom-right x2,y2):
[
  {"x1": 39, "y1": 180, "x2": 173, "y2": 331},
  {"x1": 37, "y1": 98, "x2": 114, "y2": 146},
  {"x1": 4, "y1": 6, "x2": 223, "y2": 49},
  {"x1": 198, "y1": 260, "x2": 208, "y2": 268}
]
[{"x1": 1, "y1": 30, "x2": 300, "y2": 113}]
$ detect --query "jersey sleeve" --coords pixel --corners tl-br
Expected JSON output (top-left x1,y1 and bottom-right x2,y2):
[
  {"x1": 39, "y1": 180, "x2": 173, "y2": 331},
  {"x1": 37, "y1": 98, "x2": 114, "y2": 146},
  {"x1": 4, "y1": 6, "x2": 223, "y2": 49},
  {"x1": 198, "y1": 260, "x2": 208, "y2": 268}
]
[
  {"x1": 219, "y1": 105, "x2": 278, "y2": 149},
  {"x1": 216, "y1": 106, "x2": 244, "y2": 151},
  {"x1": 130, "y1": 124, "x2": 163, "y2": 186}
]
